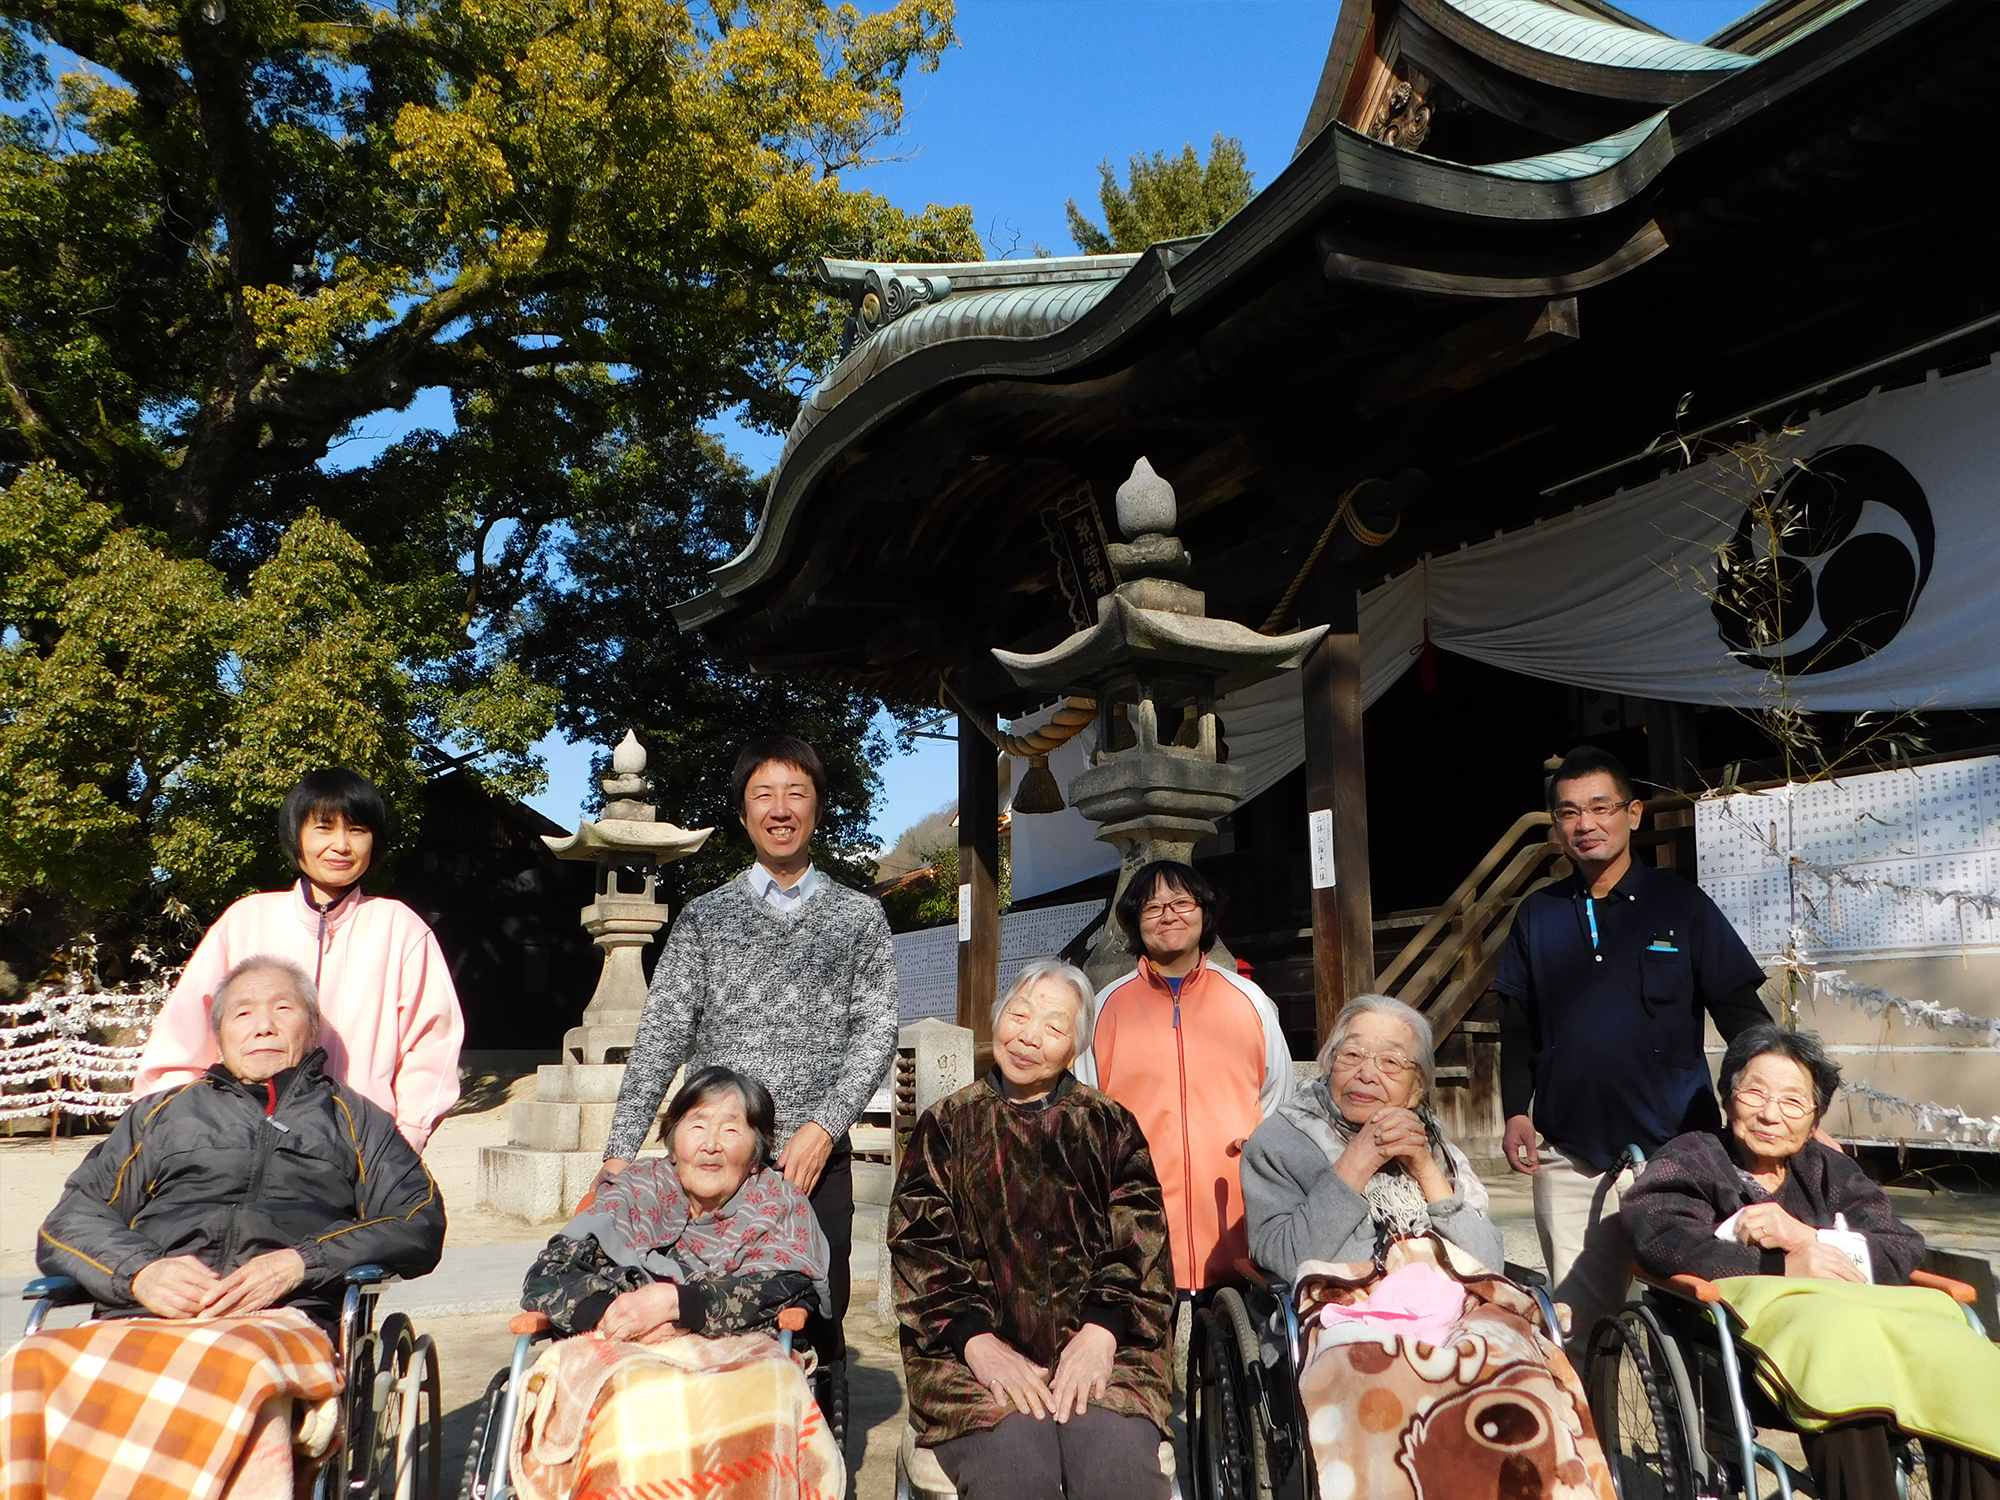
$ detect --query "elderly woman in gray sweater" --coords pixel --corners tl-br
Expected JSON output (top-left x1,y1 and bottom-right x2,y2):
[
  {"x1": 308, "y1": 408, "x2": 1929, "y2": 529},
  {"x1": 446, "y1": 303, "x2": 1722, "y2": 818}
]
[{"x1": 1241, "y1": 994, "x2": 1503, "y2": 1278}]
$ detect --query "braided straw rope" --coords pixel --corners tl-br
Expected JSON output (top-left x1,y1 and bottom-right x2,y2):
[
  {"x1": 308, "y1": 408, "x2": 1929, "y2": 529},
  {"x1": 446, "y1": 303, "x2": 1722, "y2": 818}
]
[{"x1": 1260, "y1": 481, "x2": 1400, "y2": 633}]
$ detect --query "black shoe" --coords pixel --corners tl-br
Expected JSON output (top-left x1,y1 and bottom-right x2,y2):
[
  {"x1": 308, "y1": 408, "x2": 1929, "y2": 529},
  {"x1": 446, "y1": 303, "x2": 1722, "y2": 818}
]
[{"x1": 813, "y1": 1357, "x2": 849, "y2": 1451}]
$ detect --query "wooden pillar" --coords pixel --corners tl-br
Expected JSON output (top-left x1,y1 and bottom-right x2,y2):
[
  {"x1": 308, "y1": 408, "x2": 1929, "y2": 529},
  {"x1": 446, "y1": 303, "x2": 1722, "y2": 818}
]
[
  {"x1": 956, "y1": 717, "x2": 1000, "y2": 1051},
  {"x1": 1302, "y1": 585, "x2": 1375, "y2": 1050}
]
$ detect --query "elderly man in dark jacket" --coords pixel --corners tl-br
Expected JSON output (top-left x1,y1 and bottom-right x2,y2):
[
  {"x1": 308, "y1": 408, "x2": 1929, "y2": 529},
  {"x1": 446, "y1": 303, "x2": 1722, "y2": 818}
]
[{"x1": 36, "y1": 954, "x2": 445, "y2": 1329}]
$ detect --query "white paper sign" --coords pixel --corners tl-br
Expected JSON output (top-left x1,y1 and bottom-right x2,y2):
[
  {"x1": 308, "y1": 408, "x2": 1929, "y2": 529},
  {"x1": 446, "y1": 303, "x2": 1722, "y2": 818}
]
[
  {"x1": 1309, "y1": 808, "x2": 1337, "y2": 889},
  {"x1": 956, "y1": 883, "x2": 972, "y2": 941},
  {"x1": 1697, "y1": 755, "x2": 2000, "y2": 960}
]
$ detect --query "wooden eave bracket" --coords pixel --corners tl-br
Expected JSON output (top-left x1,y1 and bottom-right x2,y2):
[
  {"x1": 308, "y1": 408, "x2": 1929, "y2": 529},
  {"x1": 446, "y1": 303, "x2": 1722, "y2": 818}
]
[{"x1": 1355, "y1": 296, "x2": 1580, "y2": 419}]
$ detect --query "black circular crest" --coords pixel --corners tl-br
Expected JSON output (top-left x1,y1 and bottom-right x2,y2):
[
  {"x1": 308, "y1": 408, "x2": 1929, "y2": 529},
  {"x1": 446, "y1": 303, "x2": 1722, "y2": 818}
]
[{"x1": 1711, "y1": 444, "x2": 1934, "y2": 676}]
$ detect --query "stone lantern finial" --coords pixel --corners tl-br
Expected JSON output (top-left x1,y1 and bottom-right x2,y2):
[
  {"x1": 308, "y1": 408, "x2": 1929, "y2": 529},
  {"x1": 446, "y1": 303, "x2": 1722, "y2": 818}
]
[{"x1": 1115, "y1": 456, "x2": 1177, "y2": 539}]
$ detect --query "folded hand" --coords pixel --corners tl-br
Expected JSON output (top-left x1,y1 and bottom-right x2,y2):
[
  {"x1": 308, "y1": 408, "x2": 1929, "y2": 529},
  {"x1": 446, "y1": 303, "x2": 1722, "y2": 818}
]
[
  {"x1": 200, "y1": 1250, "x2": 307, "y2": 1317},
  {"x1": 964, "y1": 1332, "x2": 1056, "y2": 1420}
]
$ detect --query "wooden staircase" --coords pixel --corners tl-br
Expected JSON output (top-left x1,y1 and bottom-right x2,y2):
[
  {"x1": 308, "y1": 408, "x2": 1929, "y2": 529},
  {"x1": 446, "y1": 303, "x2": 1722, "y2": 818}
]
[{"x1": 1372, "y1": 813, "x2": 1571, "y2": 1164}]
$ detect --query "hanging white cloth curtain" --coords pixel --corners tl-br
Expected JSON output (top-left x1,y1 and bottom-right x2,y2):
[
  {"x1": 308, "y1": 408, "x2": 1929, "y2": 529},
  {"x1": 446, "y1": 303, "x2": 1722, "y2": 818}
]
[{"x1": 1009, "y1": 362, "x2": 2000, "y2": 899}]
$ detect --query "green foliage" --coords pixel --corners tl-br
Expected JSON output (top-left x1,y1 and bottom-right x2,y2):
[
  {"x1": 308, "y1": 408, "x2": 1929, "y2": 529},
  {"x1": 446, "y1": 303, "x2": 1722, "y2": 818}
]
[
  {"x1": 0, "y1": 0, "x2": 981, "y2": 944},
  {"x1": 876, "y1": 835, "x2": 1009, "y2": 933},
  {"x1": 0, "y1": 464, "x2": 554, "y2": 913},
  {"x1": 0, "y1": 0, "x2": 977, "y2": 540},
  {"x1": 1066, "y1": 134, "x2": 1254, "y2": 255},
  {"x1": 502, "y1": 428, "x2": 910, "y2": 901}
]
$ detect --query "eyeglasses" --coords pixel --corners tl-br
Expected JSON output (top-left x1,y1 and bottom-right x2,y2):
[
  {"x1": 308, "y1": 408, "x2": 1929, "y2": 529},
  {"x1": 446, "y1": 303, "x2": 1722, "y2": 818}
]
[
  {"x1": 1140, "y1": 898, "x2": 1201, "y2": 921},
  {"x1": 1733, "y1": 1088, "x2": 1816, "y2": 1121},
  {"x1": 1552, "y1": 800, "x2": 1638, "y2": 825},
  {"x1": 1328, "y1": 1044, "x2": 1416, "y2": 1080}
]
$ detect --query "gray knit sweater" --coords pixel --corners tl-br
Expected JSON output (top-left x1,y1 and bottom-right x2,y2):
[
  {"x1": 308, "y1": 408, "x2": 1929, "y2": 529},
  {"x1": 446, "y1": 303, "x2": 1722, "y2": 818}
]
[{"x1": 604, "y1": 870, "x2": 900, "y2": 1162}]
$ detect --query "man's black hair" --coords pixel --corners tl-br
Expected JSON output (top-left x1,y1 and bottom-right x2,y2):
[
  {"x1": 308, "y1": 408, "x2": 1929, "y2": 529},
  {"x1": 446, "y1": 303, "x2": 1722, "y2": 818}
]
[
  {"x1": 1114, "y1": 859, "x2": 1223, "y2": 957},
  {"x1": 277, "y1": 768, "x2": 391, "y2": 869},
  {"x1": 732, "y1": 735, "x2": 828, "y2": 816},
  {"x1": 659, "y1": 1064, "x2": 779, "y2": 1167},
  {"x1": 1548, "y1": 745, "x2": 1640, "y2": 810}
]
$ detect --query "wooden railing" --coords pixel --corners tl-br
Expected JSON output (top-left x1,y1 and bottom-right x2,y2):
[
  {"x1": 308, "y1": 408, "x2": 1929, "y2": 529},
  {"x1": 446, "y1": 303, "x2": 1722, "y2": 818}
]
[{"x1": 1374, "y1": 812, "x2": 1570, "y2": 1040}]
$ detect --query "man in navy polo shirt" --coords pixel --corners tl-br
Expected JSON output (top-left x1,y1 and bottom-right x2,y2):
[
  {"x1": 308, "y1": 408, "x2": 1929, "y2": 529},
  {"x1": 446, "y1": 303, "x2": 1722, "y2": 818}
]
[{"x1": 1496, "y1": 745, "x2": 1769, "y2": 1353}]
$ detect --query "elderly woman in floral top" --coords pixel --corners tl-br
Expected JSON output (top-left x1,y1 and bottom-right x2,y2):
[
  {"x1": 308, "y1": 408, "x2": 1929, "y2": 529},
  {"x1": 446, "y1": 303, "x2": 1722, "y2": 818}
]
[{"x1": 890, "y1": 958, "x2": 1175, "y2": 1500}]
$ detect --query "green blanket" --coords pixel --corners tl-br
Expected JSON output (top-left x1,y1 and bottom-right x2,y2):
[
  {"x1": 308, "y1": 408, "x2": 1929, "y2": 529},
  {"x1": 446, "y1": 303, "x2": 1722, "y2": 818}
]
[{"x1": 1714, "y1": 1277, "x2": 2000, "y2": 1456}]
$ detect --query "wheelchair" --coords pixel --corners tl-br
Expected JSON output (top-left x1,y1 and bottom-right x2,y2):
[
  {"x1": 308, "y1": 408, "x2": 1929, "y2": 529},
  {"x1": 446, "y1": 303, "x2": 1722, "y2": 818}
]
[
  {"x1": 21, "y1": 1263, "x2": 441, "y2": 1500},
  {"x1": 1584, "y1": 1150, "x2": 1987, "y2": 1500},
  {"x1": 456, "y1": 1302, "x2": 810, "y2": 1500},
  {"x1": 1183, "y1": 1256, "x2": 1567, "y2": 1500}
]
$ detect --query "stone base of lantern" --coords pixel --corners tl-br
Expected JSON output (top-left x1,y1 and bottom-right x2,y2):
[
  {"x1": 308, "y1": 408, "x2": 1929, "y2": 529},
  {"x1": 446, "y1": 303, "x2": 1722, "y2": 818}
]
[{"x1": 478, "y1": 1060, "x2": 671, "y2": 1222}]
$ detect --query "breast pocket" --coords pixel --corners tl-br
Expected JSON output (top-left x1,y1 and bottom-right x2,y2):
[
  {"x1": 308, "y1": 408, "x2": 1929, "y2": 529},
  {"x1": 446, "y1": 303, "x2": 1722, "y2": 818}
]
[{"x1": 1639, "y1": 948, "x2": 1693, "y2": 1017}]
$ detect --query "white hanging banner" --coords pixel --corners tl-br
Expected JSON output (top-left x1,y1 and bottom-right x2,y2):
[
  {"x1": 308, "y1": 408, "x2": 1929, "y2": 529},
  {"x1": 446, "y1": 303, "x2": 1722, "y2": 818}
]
[{"x1": 1009, "y1": 363, "x2": 2000, "y2": 899}]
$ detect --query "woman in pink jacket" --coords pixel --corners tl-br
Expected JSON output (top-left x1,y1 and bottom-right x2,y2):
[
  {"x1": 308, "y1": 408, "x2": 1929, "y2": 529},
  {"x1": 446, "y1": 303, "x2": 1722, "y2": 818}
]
[{"x1": 133, "y1": 768, "x2": 464, "y2": 1149}]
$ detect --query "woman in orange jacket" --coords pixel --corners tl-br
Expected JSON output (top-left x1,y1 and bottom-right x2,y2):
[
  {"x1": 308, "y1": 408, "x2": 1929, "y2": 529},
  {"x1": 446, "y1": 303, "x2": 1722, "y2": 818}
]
[{"x1": 1075, "y1": 860, "x2": 1292, "y2": 1294}]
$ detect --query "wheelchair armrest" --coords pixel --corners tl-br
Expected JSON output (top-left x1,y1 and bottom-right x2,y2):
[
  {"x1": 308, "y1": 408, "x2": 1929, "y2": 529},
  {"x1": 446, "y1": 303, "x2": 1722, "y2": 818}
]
[
  {"x1": 1633, "y1": 1265, "x2": 1727, "y2": 1304},
  {"x1": 1910, "y1": 1268, "x2": 1978, "y2": 1306},
  {"x1": 1503, "y1": 1262, "x2": 1548, "y2": 1290},
  {"x1": 510, "y1": 1311, "x2": 554, "y2": 1336},
  {"x1": 1231, "y1": 1257, "x2": 1291, "y2": 1295},
  {"x1": 23, "y1": 1277, "x2": 87, "y2": 1304},
  {"x1": 776, "y1": 1307, "x2": 808, "y2": 1333},
  {"x1": 344, "y1": 1264, "x2": 398, "y2": 1287}
]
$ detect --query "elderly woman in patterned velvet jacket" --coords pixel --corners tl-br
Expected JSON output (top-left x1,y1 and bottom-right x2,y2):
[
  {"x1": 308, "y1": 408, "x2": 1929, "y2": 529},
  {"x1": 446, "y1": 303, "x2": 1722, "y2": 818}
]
[{"x1": 889, "y1": 959, "x2": 1175, "y2": 1500}]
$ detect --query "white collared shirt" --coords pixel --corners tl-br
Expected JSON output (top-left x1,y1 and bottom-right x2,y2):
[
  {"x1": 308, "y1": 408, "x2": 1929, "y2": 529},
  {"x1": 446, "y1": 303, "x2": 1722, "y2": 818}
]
[{"x1": 746, "y1": 861, "x2": 821, "y2": 913}]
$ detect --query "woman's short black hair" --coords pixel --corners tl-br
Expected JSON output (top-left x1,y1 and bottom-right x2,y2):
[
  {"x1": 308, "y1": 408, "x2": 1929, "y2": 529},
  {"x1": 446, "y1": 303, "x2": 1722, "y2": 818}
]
[
  {"x1": 1114, "y1": 859, "x2": 1223, "y2": 956},
  {"x1": 1548, "y1": 745, "x2": 1640, "y2": 810},
  {"x1": 278, "y1": 768, "x2": 391, "y2": 870},
  {"x1": 659, "y1": 1065, "x2": 778, "y2": 1169},
  {"x1": 1718, "y1": 1022, "x2": 1842, "y2": 1121},
  {"x1": 731, "y1": 735, "x2": 827, "y2": 816}
]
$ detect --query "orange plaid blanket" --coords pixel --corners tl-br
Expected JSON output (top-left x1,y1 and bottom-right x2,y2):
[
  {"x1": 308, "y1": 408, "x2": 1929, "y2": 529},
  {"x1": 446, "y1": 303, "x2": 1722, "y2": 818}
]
[
  {"x1": 511, "y1": 1329, "x2": 843, "y2": 1500},
  {"x1": 0, "y1": 1310, "x2": 340, "y2": 1500}
]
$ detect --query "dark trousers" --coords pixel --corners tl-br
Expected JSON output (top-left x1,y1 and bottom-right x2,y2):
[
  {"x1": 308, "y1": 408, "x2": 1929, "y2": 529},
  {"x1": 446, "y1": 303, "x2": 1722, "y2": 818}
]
[
  {"x1": 805, "y1": 1139, "x2": 852, "y2": 1364},
  {"x1": 1799, "y1": 1420, "x2": 2000, "y2": 1500},
  {"x1": 932, "y1": 1409, "x2": 1169, "y2": 1500}
]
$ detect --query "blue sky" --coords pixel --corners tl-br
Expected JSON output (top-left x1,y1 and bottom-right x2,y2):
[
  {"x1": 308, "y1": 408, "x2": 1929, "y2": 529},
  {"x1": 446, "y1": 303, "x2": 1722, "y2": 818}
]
[{"x1": 325, "y1": 0, "x2": 1761, "y2": 845}]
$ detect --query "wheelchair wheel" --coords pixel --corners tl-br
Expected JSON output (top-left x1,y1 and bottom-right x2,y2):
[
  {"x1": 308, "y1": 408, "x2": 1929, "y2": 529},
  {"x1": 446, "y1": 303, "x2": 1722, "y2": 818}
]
[
  {"x1": 457, "y1": 1369, "x2": 511, "y2": 1500},
  {"x1": 1212, "y1": 1289, "x2": 1275, "y2": 1500},
  {"x1": 1189, "y1": 1306, "x2": 1252, "y2": 1500},
  {"x1": 1895, "y1": 1439, "x2": 1932, "y2": 1500},
  {"x1": 1588, "y1": 1311, "x2": 1695, "y2": 1500},
  {"x1": 390, "y1": 1331, "x2": 441, "y2": 1500}
]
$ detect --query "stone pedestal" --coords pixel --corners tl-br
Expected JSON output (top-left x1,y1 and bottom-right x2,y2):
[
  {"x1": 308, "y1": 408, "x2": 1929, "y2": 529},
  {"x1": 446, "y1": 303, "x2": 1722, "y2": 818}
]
[
  {"x1": 478, "y1": 1063, "x2": 632, "y2": 1222},
  {"x1": 562, "y1": 888, "x2": 668, "y2": 1062}
]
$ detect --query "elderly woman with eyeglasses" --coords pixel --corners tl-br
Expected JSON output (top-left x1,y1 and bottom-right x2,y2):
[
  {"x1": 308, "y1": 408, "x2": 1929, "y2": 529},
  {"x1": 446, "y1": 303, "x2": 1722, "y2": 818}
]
[
  {"x1": 1239, "y1": 997, "x2": 1614, "y2": 1500},
  {"x1": 1240, "y1": 993, "x2": 1503, "y2": 1277},
  {"x1": 1623, "y1": 1023, "x2": 2000, "y2": 1500}
]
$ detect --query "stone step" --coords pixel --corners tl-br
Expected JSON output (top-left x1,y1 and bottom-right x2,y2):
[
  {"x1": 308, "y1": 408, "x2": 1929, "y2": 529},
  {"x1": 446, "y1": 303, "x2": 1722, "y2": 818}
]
[
  {"x1": 537, "y1": 1062, "x2": 627, "y2": 1104},
  {"x1": 478, "y1": 1145, "x2": 609, "y2": 1224},
  {"x1": 509, "y1": 1099, "x2": 619, "y2": 1153}
]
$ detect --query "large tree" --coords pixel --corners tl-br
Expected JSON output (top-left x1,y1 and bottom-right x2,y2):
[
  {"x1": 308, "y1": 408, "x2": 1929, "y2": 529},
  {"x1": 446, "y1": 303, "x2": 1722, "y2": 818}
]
[
  {"x1": 1066, "y1": 133, "x2": 1254, "y2": 254},
  {"x1": 0, "y1": 0, "x2": 979, "y2": 966},
  {"x1": 502, "y1": 426, "x2": 897, "y2": 901}
]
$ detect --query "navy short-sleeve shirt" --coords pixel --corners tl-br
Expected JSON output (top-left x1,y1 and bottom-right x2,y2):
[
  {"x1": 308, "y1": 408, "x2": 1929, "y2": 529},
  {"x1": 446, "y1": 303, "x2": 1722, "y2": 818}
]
[{"x1": 1494, "y1": 858, "x2": 1766, "y2": 1171}]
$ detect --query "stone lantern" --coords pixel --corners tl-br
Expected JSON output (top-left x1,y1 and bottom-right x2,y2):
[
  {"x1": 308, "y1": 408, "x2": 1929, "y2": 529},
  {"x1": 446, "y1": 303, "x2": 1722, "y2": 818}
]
[
  {"x1": 478, "y1": 730, "x2": 712, "y2": 1221},
  {"x1": 994, "y1": 459, "x2": 1326, "y2": 986},
  {"x1": 542, "y1": 730, "x2": 712, "y2": 1064}
]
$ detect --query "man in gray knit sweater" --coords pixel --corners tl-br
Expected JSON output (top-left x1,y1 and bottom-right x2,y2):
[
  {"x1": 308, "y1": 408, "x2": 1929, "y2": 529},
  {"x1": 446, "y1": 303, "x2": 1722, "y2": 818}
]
[{"x1": 601, "y1": 733, "x2": 899, "y2": 1434}]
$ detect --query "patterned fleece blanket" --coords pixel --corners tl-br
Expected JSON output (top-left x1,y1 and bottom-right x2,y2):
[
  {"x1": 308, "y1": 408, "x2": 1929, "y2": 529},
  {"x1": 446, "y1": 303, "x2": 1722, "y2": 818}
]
[
  {"x1": 0, "y1": 1310, "x2": 340, "y2": 1500},
  {"x1": 510, "y1": 1329, "x2": 843, "y2": 1500},
  {"x1": 1292, "y1": 1235, "x2": 1615, "y2": 1500}
]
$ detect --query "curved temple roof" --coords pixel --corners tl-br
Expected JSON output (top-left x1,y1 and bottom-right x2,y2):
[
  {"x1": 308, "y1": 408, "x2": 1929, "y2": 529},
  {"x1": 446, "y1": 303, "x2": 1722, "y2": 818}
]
[{"x1": 676, "y1": 0, "x2": 1964, "y2": 636}]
